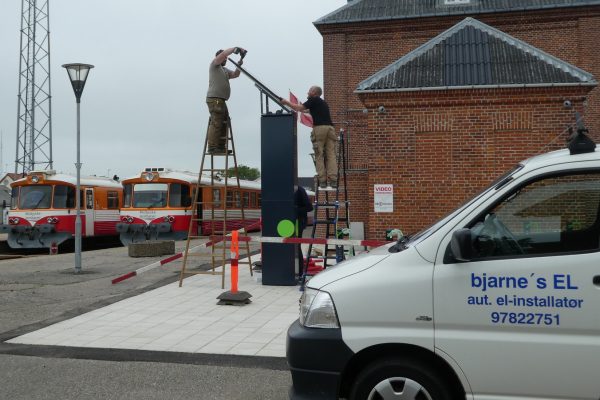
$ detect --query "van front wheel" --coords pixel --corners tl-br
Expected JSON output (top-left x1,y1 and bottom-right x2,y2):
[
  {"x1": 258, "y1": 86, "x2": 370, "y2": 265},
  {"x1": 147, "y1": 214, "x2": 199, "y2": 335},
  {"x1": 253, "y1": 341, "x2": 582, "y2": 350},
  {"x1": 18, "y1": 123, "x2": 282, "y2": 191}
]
[{"x1": 349, "y1": 358, "x2": 451, "y2": 400}]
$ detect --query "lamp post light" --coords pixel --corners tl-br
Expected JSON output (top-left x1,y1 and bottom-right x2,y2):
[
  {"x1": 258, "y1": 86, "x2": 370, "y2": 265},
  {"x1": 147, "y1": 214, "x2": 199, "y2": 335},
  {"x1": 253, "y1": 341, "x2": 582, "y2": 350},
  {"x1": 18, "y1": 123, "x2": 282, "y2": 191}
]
[{"x1": 62, "y1": 63, "x2": 94, "y2": 274}]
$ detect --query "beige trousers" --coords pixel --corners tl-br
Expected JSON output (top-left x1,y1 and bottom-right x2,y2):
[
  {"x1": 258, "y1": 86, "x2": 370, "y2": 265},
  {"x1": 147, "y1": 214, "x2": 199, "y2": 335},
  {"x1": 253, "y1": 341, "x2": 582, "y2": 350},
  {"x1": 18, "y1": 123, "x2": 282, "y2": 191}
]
[
  {"x1": 311, "y1": 125, "x2": 337, "y2": 186},
  {"x1": 206, "y1": 98, "x2": 229, "y2": 150}
]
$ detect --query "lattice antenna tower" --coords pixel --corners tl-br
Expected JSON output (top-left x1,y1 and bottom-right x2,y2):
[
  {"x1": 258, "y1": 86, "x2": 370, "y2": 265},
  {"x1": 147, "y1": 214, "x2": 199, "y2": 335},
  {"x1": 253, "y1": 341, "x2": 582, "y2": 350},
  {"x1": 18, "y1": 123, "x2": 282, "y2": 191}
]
[{"x1": 15, "y1": 0, "x2": 53, "y2": 174}]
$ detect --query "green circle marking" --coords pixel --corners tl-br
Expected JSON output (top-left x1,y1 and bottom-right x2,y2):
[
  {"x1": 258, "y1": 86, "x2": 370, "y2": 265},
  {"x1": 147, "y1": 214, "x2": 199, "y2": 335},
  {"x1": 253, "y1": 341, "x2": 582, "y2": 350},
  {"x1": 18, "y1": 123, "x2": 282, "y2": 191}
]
[{"x1": 277, "y1": 219, "x2": 296, "y2": 238}]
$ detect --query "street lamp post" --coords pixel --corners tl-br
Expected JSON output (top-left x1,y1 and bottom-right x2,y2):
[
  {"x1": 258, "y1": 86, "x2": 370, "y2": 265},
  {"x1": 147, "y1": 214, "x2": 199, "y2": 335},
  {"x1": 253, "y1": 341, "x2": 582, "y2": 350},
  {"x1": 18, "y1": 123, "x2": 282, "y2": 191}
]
[{"x1": 62, "y1": 63, "x2": 94, "y2": 274}]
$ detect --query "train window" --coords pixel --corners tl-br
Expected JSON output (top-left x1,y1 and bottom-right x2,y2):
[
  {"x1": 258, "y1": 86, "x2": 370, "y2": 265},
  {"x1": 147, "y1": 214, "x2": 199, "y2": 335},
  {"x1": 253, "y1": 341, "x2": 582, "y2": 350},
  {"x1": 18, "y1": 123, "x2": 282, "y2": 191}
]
[
  {"x1": 123, "y1": 184, "x2": 132, "y2": 208},
  {"x1": 182, "y1": 185, "x2": 191, "y2": 207},
  {"x1": 169, "y1": 184, "x2": 192, "y2": 207},
  {"x1": 235, "y1": 191, "x2": 241, "y2": 208},
  {"x1": 213, "y1": 189, "x2": 221, "y2": 207},
  {"x1": 107, "y1": 191, "x2": 119, "y2": 209},
  {"x1": 242, "y1": 192, "x2": 250, "y2": 208},
  {"x1": 258, "y1": 193, "x2": 261, "y2": 207},
  {"x1": 54, "y1": 185, "x2": 76, "y2": 209},
  {"x1": 226, "y1": 190, "x2": 234, "y2": 207},
  {"x1": 19, "y1": 186, "x2": 51, "y2": 209},
  {"x1": 250, "y1": 192, "x2": 256, "y2": 208},
  {"x1": 10, "y1": 187, "x2": 18, "y2": 209},
  {"x1": 86, "y1": 189, "x2": 94, "y2": 209},
  {"x1": 133, "y1": 183, "x2": 168, "y2": 208}
]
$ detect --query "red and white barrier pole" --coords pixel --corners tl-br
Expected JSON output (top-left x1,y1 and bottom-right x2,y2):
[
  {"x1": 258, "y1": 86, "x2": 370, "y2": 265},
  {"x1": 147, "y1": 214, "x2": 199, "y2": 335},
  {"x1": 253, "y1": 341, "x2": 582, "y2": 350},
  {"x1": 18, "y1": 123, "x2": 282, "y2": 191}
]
[
  {"x1": 112, "y1": 220, "x2": 262, "y2": 285},
  {"x1": 111, "y1": 220, "x2": 384, "y2": 285},
  {"x1": 208, "y1": 235, "x2": 387, "y2": 248}
]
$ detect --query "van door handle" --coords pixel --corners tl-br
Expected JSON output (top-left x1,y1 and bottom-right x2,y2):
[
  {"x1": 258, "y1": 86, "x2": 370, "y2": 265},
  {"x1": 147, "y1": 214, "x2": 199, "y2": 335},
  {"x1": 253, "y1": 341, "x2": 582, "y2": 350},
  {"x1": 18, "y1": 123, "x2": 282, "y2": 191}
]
[{"x1": 593, "y1": 276, "x2": 600, "y2": 286}]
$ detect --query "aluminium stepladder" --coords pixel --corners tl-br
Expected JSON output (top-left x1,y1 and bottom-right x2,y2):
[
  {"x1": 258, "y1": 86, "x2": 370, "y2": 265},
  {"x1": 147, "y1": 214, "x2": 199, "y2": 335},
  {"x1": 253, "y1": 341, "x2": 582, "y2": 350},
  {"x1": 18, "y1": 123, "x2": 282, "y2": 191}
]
[{"x1": 300, "y1": 128, "x2": 351, "y2": 287}]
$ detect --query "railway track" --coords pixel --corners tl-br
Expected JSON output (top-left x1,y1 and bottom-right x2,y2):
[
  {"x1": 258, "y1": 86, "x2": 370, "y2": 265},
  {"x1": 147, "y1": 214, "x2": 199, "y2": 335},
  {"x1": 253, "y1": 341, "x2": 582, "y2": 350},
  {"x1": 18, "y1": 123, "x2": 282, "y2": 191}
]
[{"x1": 0, "y1": 237, "x2": 124, "y2": 258}]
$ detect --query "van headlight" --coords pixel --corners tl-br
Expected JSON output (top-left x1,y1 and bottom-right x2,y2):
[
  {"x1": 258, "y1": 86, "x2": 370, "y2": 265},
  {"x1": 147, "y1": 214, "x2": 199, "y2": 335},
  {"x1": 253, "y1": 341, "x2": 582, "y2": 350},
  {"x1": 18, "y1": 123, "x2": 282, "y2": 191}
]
[{"x1": 299, "y1": 288, "x2": 339, "y2": 328}]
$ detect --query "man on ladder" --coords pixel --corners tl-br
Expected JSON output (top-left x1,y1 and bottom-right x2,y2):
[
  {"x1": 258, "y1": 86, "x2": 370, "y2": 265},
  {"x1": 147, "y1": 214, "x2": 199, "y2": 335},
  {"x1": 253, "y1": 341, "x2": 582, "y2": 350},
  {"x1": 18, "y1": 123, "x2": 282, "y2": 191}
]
[
  {"x1": 206, "y1": 46, "x2": 247, "y2": 154},
  {"x1": 281, "y1": 86, "x2": 337, "y2": 189}
]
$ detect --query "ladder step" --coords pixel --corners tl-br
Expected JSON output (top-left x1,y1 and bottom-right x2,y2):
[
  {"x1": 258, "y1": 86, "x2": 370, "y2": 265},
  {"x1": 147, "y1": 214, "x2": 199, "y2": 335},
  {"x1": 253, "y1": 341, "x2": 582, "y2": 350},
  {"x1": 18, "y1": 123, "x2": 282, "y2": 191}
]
[{"x1": 182, "y1": 271, "x2": 224, "y2": 275}]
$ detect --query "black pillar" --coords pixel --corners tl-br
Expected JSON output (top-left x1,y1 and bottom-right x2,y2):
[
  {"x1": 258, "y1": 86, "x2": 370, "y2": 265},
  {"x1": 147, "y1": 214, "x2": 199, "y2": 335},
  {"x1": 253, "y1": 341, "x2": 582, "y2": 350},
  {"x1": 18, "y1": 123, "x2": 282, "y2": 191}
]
[{"x1": 261, "y1": 113, "x2": 297, "y2": 285}]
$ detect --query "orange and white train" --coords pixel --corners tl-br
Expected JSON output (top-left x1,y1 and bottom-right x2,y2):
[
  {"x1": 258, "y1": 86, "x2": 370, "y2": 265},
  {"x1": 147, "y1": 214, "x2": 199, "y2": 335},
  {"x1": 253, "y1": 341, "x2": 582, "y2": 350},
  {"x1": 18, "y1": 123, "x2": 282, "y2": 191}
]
[
  {"x1": 117, "y1": 168, "x2": 262, "y2": 245},
  {"x1": 0, "y1": 170, "x2": 123, "y2": 249}
]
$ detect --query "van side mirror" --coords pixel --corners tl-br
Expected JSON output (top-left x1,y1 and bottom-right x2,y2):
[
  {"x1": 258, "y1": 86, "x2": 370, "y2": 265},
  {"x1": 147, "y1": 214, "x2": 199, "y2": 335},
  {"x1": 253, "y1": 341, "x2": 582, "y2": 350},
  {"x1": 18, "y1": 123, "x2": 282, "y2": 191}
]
[{"x1": 451, "y1": 228, "x2": 473, "y2": 262}]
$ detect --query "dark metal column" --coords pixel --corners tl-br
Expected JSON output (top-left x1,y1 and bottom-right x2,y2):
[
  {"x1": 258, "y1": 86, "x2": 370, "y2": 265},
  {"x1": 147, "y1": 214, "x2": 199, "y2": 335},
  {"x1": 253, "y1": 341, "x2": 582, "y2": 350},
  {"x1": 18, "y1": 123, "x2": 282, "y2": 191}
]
[{"x1": 261, "y1": 113, "x2": 297, "y2": 285}]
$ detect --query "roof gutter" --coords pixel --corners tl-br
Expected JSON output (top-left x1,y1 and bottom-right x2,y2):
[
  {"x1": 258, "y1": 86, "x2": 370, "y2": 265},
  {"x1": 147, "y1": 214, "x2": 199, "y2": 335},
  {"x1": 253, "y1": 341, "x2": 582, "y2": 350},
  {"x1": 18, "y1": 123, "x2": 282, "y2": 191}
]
[{"x1": 354, "y1": 82, "x2": 598, "y2": 94}]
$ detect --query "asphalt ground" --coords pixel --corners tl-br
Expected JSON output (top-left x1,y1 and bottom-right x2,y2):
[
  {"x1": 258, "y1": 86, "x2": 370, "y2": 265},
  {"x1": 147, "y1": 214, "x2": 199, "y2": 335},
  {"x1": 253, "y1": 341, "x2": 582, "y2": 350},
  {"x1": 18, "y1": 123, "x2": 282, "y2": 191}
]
[{"x1": 0, "y1": 237, "x2": 294, "y2": 399}]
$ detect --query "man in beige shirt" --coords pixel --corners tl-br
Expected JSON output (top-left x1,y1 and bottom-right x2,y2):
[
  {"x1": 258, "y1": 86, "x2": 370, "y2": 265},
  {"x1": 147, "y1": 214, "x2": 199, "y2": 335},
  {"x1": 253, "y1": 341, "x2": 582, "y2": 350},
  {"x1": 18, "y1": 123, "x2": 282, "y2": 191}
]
[{"x1": 206, "y1": 47, "x2": 246, "y2": 154}]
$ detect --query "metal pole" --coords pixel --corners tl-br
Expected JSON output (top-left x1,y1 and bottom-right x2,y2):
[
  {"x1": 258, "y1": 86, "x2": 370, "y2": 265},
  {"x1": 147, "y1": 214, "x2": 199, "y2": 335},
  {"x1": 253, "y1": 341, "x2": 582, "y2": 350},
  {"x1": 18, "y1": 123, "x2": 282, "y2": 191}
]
[{"x1": 75, "y1": 98, "x2": 82, "y2": 273}]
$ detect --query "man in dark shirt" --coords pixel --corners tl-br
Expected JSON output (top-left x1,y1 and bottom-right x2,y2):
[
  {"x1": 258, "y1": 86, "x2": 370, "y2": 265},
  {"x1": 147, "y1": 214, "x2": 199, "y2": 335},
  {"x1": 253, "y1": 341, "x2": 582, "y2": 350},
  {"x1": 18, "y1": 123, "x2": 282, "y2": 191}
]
[
  {"x1": 282, "y1": 86, "x2": 338, "y2": 189},
  {"x1": 294, "y1": 184, "x2": 313, "y2": 276}
]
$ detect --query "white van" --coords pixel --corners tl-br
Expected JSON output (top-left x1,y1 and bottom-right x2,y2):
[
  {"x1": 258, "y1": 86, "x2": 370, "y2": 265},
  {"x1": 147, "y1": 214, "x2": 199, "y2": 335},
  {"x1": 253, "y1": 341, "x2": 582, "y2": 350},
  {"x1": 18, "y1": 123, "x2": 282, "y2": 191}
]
[{"x1": 287, "y1": 132, "x2": 600, "y2": 400}]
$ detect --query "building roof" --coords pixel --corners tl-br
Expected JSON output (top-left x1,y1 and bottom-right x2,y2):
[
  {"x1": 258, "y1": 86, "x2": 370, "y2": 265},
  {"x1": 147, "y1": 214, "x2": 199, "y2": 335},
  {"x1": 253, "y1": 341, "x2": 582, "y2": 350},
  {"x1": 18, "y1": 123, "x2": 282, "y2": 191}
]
[
  {"x1": 0, "y1": 185, "x2": 10, "y2": 206},
  {"x1": 1, "y1": 173, "x2": 26, "y2": 182},
  {"x1": 315, "y1": 0, "x2": 600, "y2": 26},
  {"x1": 356, "y1": 17, "x2": 596, "y2": 92}
]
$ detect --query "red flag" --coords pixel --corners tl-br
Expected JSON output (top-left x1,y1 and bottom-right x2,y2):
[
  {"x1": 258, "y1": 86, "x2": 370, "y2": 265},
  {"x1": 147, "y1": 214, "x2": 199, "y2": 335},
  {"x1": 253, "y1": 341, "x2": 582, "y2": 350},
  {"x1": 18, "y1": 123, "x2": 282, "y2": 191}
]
[{"x1": 289, "y1": 91, "x2": 313, "y2": 128}]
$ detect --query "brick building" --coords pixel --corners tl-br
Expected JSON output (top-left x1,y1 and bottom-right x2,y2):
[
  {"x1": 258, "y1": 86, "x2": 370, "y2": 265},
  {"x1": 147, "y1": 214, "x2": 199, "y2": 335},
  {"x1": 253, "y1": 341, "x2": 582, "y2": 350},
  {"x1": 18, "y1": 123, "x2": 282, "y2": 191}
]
[{"x1": 314, "y1": 0, "x2": 600, "y2": 239}]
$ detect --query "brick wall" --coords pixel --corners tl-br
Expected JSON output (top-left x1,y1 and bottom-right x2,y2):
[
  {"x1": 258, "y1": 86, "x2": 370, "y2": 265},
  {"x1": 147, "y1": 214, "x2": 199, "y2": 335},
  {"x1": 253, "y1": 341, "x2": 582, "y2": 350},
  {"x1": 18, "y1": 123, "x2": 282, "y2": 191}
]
[{"x1": 318, "y1": 7, "x2": 600, "y2": 239}]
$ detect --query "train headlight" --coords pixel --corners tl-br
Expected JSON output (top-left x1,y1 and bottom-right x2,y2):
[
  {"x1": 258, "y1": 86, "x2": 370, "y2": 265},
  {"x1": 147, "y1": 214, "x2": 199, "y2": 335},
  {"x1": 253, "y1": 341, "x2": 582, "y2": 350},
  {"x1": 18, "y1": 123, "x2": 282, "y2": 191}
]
[
  {"x1": 8, "y1": 217, "x2": 19, "y2": 225},
  {"x1": 144, "y1": 172, "x2": 154, "y2": 182},
  {"x1": 46, "y1": 217, "x2": 58, "y2": 224},
  {"x1": 127, "y1": 216, "x2": 134, "y2": 223},
  {"x1": 31, "y1": 175, "x2": 40, "y2": 183},
  {"x1": 164, "y1": 215, "x2": 174, "y2": 223}
]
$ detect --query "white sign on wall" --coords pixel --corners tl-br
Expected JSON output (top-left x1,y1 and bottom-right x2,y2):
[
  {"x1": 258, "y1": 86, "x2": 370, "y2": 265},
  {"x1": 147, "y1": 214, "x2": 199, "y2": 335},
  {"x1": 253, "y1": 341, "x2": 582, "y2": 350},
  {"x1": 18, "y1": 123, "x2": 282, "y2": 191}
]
[{"x1": 374, "y1": 184, "x2": 393, "y2": 213}]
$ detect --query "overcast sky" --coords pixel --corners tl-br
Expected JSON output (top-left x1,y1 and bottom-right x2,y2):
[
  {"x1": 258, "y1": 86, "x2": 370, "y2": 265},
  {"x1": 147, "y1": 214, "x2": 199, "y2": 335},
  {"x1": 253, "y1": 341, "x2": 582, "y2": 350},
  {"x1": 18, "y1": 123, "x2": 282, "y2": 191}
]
[{"x1": 0, "y1": 0, "x2": 347, "y2": 180}]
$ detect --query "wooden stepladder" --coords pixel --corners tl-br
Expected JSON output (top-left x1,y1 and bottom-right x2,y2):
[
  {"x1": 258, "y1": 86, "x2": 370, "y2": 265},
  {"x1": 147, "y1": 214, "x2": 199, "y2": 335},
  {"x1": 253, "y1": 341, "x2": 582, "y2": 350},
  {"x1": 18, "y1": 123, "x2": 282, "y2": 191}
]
[{"x1": 178, "y1": 117, "x2": 253, "y2": 289}]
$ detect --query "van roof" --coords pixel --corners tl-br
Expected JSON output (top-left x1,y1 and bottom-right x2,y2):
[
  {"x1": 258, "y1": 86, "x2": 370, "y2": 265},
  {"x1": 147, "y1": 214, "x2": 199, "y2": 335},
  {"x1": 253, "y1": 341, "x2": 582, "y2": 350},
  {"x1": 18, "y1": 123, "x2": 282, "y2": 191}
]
[{"x1": 520, "y1": 147, "x2": 600, "y2": 170}]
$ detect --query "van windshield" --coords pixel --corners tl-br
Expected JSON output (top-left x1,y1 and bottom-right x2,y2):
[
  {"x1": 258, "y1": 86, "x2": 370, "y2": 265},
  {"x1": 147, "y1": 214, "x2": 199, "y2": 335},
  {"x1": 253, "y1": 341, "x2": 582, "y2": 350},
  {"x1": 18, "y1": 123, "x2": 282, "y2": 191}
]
[{"x1": 406, "y1": 164, "x2": 523, "y2": 245}]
